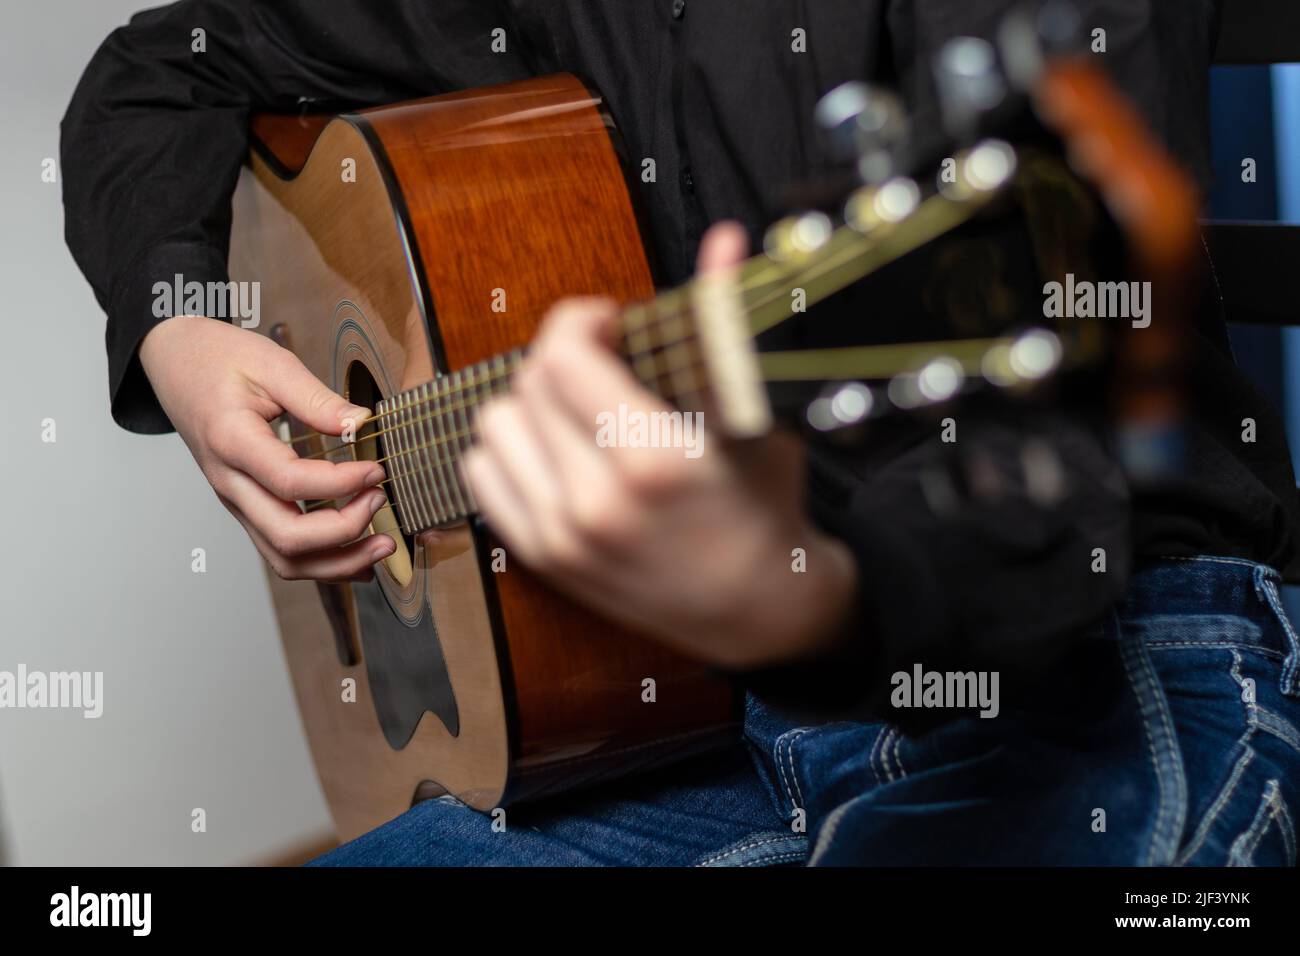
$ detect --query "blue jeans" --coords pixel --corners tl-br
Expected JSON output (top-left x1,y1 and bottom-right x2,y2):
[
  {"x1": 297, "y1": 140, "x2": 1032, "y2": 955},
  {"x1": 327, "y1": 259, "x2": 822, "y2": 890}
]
[{"x1": 312, "y1": 556, "x2": 1300, "y2": 866}]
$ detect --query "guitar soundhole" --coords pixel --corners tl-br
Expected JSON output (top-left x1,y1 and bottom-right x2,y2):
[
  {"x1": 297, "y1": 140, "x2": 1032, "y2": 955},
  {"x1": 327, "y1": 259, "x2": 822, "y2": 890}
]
[{"x1": 346, "y1": 362, "x2": 415, "y2": 587}]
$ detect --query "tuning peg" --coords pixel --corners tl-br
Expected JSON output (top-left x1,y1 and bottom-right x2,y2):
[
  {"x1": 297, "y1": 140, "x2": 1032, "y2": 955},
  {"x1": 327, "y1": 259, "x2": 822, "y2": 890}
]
[
  {"x1": 888, "y1": 357, "x2": 966, "y2": 410},
  {"x1": 997, "y1": 0, "x2": 1083, "y2": 91},
  {"x1": 845, "y1": 176, "x2": 920, "y2": 232},
  {"x1": 982, "y1": 329, "x2": 1062, "y2": 387},
  {"x1": 762, "y1": 210, "x2": 834, "y2": 260},
  {"x1": 937, "y1": 139, "x2": 1018, "y2": 199},
  {"x1": 814, "y1": 82, "x2": 909, "y2": 183},
  {"x1": 807, "y1": 381, "x2": 875, "y2": 432},
  {"x1": 933, "y1": 36, "x2": 1007, "y2": 141}
]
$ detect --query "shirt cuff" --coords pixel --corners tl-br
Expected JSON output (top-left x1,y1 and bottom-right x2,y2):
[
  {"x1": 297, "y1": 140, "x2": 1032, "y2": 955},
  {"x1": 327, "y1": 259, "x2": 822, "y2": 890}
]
[{"x1": 105, "y1": 241, "x2": 231, "y2": 434}]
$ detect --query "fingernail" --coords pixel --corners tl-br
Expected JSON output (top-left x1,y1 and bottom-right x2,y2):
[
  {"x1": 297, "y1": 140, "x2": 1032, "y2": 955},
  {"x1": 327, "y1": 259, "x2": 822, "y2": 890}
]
[
  {"x1": 342, "y1": 404, "x2": 370, "y2": 423},
  {"x1": 365, "y1": 464, "x2": 385, "y2": 485},
  {"x1": 369, "y1": 491, "x2": 386, "y2": 515},
  {"x1": 373, "y1": 536, "x2": 396, "y2": 559}
]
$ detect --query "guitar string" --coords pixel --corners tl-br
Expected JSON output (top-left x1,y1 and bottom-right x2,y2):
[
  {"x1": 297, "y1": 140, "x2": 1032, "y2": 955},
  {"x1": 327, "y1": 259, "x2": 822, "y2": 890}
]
[
  {"x1": 281, "y1": 250, "x2": 784, "y2": 451},
  {"x1": 282, "y1": 200, "x2": 933, "y2": 453},
  {"x1": 298, "y1": 234, "x2": 886, "y2": 478},
  {"x1": 299, "y1": 323, "x2": 1065, "y2": 520},
  {"x1": 297, "y1": 209, "x2": 942, "y2": 462},
  {"x1": 288, "y1": 188, "x2": 1007, "y2": 522},
  {"x1": 297, "y1": 203, "x2": 1013, "y2": 516}
]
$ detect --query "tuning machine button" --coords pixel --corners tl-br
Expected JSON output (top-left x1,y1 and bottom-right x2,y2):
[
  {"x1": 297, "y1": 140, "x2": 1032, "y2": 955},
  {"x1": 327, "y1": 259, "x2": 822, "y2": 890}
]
[
  {"x1": 814, "y1": 81, "x2": 910, "y2": 184},
  {"x1": 934, "y1": 36, "x2": 1007, "y2": 141},
  {"x1": 807, "y1": 381, "x2": 875, "y2": 432},
  {"x1": 845, "y1": 176, "x2": 920, "y2": 232},
  {"x1": 763, "y1": 210, "x2": 834, "y2": 260},
  {"x1": 938, "y1": 139, "x2": 1018, "y2": 198}
]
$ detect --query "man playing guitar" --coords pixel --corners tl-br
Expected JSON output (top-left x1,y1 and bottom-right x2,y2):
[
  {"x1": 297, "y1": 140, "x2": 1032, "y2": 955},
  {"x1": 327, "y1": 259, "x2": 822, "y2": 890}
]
[{"x1": 62, "y1": 0, "x2": 1300, "y2": 866}]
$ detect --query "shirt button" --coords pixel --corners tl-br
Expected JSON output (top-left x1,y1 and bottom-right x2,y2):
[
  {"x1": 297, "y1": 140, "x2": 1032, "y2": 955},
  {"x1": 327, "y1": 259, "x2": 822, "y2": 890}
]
[
  {"x1": 682, "y1": 166, "x2": 695, "y2": 193},
  {"x1": 672, "y1": 0, "x2": 686, "y2": 20}
]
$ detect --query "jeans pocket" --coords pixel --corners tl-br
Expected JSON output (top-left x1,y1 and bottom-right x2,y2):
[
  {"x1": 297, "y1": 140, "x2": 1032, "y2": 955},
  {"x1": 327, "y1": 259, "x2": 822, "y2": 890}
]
[
  {"x1": 1142, "y1": 638, "x2": 1300, "y2": 866},
  {"x1": 1227, "y1": 780, "x2": 1297, "y2": 866}
]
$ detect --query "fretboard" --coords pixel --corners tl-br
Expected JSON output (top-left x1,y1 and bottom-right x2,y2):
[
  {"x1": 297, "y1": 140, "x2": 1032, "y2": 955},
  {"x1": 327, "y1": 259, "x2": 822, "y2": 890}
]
[
  {"x1": 371, "y1": 173, "x2": 998, "y2": 535},
  {"x1": 374, "y1": 349, "x2": 523, "y2": 532},
  {"x1": 374, "y1": 281, "x2": 756, "y2": 533}
]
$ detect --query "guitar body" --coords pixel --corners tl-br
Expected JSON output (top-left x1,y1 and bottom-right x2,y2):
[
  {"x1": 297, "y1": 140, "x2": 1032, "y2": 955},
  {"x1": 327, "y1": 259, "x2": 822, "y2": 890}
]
[{"x1": 229, "y1": 75, "x2": 737, "y2": 841}]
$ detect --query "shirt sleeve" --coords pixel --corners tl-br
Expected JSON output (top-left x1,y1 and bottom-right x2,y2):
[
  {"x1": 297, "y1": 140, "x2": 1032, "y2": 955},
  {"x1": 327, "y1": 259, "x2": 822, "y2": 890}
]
[{"x1": 60, "y1": 0, "x2": 530, "y2": 433}]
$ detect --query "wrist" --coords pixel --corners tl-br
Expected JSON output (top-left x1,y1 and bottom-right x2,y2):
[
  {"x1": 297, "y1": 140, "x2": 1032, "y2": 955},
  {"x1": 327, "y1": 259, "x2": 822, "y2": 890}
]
[
  {"x1": 732, "y1": 523, "x2": 859, "y2": 668},
  {"x1": 139, "y1": 314, "x2": 207, "y2": 382}
]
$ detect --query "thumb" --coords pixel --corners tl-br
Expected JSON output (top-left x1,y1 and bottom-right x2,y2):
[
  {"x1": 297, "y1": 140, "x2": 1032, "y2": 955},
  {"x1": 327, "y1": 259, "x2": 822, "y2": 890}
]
[
  {"x1": 263, "y1": 349, "x2": 371, "y2": 437},
  {"x1": 696, "y1": 221, "x2": 749, "y2": 274}
]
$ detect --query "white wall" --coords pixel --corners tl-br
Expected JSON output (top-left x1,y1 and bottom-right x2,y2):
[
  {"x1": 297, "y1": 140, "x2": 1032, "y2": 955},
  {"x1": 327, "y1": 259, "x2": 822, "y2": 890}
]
[{"x1": 0, "y1": 1, "x2": 333, "y2": 865}]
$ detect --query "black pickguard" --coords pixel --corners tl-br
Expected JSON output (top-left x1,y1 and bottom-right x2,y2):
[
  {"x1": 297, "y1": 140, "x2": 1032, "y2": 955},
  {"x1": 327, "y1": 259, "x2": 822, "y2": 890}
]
[{"x1": 352, "y1": 579, "x2": 459, "y2": 749}]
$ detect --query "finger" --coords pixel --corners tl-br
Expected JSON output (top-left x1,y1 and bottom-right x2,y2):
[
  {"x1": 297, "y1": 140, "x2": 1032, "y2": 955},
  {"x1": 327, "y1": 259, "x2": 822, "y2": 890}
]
[
  {"x1": 462, "y1": 447, "x2": 540, "y2": 563},
  {"x1": 696, "y1": 220, "x2": 749, "y2": 274},
  {"x1": 531, "y1": 296, "x2": 623, "y2": 357},
  {"x1": 238, "y1": 510, "x2": 396, "y2": 582},
  {"x1": 259, "y1": 346, "x2": 373, "y2": 436},
  {"x1": 533, "y1": 305, "x2": 673, "y2": 432},
  {"x1": 224, "y1": 471, "x2": 389, "y2": 557},
  {"x1": 475, "y1": 398, "x2": 567, "y2": 522},
  {"x1": 512, "y1": 361, "x2": 617, "y2": 503},
  {"x1": 215, "y1": 409, "x2": 384, "y2": 502}
]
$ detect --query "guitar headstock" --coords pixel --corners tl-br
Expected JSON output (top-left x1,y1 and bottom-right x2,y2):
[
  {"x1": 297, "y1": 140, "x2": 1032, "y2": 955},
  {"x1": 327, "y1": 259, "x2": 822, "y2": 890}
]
[{"x1": 723, "y1": 1, "x2": 1202, "y2": 482}]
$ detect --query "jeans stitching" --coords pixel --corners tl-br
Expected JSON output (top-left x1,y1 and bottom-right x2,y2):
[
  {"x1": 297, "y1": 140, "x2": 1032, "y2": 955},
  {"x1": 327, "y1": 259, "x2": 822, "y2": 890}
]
[
  {"x1": 893, "y1": 730, "x2": 908, "y2": 779},
  {"x1": 785, "y1": 730, "x2": 809, "y2": 812},
  {"x1": 1258, "y1": 575, "x2": 1300, "y2": 697},
  {"x1": 1274, "y1": 791, "x2": 1297, "y2": 866},
  {"x1": 695, "y1": 834, "x2": 807, "y2": 867},
  {"x1": 1255, "y1": 706, "x2": 1300, "y2": 755},
  {"x1": 1178, "y1": 650, "x2": 1262, "y2": 864},
  {"x1": 1176, "y1": 744, "x2": 1255, "y2": 865},
  {"x1": 1156, "y1": 555, "x2": 1278, "y2": 573},
  {"x1": 878, "y1": 727, "x2": 899, "y2": 783},
  {"x1": 807, "y1": 792, "x2": 868, "y2": 866},
  {"x1": 1229, "y1": 780, "x2": 1286, "y2": 866},
  {"x1": 867, "y1": 725, "x2": 888, "y2": 788},
  {"x1": 739, "y1": 851, "x2": 806, "y2": 867},
  {"x1": 773, "y1": 727, "x2": 811, "y2": 814},
  {"x1": 1116, "y1": 611, "x2": 1188, "y2": 866},
  {"x1": 1143, "y1": 641, "x2": 1284, "y2": 660}
]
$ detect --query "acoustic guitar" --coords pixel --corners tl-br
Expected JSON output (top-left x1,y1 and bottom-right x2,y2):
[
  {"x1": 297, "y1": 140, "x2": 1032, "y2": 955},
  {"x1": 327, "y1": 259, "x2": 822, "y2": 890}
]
[{"x1": 229, "y1": 23, "x2": 1200, "y2": 840}]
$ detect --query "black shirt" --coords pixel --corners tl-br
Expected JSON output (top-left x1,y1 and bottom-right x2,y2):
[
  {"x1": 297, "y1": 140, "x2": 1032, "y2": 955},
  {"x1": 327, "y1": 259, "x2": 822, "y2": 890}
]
[{"x1": 60, "y1": 0, "x2": 1300, "y2": 713}]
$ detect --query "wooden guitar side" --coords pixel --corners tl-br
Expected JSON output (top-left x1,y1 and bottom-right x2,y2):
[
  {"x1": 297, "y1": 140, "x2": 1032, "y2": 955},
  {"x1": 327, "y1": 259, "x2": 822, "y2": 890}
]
[{"x1": 229, "y1": 75, "x2": 737, "y2": 841}]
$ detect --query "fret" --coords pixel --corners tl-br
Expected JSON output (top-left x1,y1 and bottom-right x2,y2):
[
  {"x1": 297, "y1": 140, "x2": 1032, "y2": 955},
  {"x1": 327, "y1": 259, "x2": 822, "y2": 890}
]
[
  {"x1": 661, "y1": 305, "x2": 702, "y2": 409},
  {"x1": 405, "y1": 390, "x2": 436, "y2": 530},
  {"x1": 375, "y1": 292, "x2": 761, "y2": 536},
  {"x1": 623, "y1": 304, "x2": 658, "y2": 390},
  {"x1": 403, "y1": 388, "x2": 438, "y2": 531},
  {"x1": 449, "y1": 368, "x2": 475, "y2": 513},
  {"x1": 433, "y1": 377, "x2": 461, "y2": 523},
  {"x1": 412, "y1": 378, "x2": 450, "y2": 526},
  {"x1": 460, "y1": 362, "x2": 481, "y2": 494},
  {"x1": 454, "y1": 366, "x2": 480, "y2": 515},
  {"x1": 390, "y1": 391, "x2": 422, "y2": 534},
  {"x1": 429, "y1": 374, "x2": 468, "y2": 521},
  {"x1": 468, "y1": 361, "x2": 492, "y2": 514}
]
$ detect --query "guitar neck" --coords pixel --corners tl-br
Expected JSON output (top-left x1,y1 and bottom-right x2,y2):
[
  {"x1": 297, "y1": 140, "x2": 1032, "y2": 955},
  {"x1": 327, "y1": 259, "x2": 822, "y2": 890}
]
[
  {"x1": 373, "y1": 348, "x2": 522, "y2": 532},
  {"x1": 372, "y1": 152, "x2": 1012, "y2": 535},
  {"x1": 370, "y1": 297, "x2": 715, "y2": 533}
]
